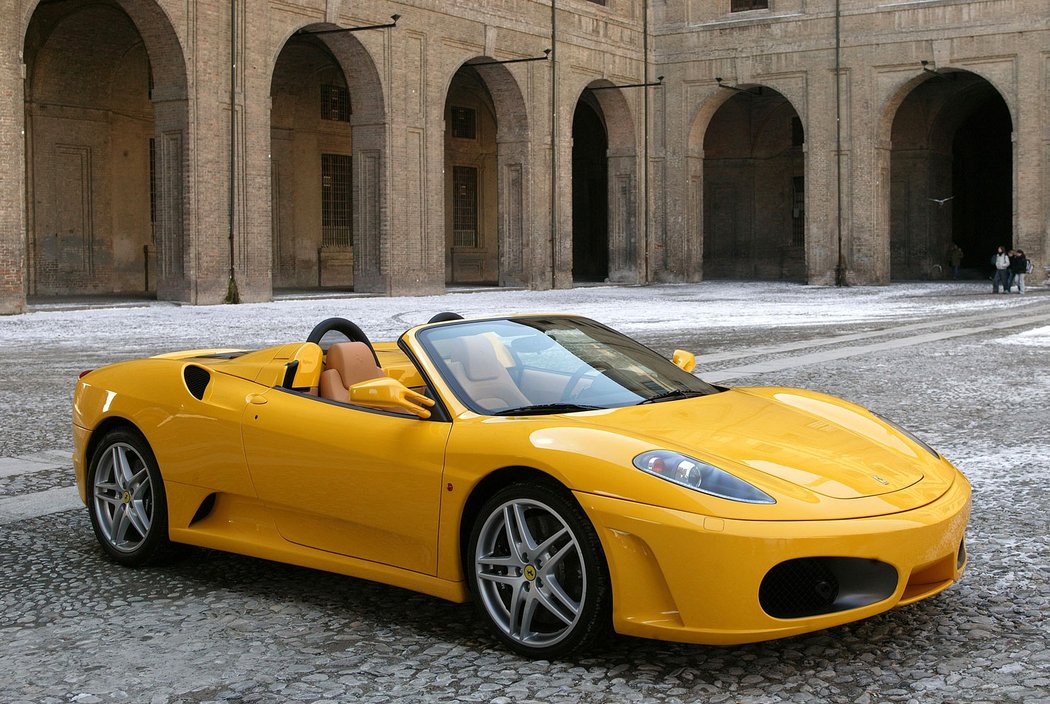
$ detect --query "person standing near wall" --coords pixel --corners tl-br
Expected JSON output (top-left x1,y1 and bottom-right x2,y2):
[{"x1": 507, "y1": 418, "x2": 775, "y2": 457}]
[
  {"x1": 992, "y1": 246, "x2": 1011, "y2": 293},
  {"x1": 950, "y1": 243, "x2": 964, "y2": 279},
  {"x1": 1009, "y1": 249, "x2": 1028, "y2": 294}
]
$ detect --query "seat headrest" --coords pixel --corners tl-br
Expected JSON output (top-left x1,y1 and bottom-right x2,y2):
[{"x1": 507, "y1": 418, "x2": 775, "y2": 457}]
[
  {"x1": 325, "y1": 342, "x2": 384, "y2": 388},
  {"x1": 453, "y1": 336, "x2": 506, "y2": 382}
]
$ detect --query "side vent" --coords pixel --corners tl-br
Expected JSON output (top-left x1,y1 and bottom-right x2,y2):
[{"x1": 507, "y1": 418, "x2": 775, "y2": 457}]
[
  {"x1": 189, "y1": 493, "x2": 217, "y2": 525},
  {"x1": 183, "y1": 365, "x2": 211, "y2": 400}
]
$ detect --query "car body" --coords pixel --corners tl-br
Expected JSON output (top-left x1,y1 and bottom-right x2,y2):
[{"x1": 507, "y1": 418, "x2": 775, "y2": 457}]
[{"x1": 73, "y1": 314, "x2": 970, "y2": 656}]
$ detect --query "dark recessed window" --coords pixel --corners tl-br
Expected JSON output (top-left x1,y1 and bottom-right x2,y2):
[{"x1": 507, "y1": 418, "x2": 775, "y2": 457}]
[
  {"x1": 731, "y1": 0, "x2": 769, "y2": 11},
  {"x1": 451, "y1": 107, "x2": 477, "y2": 140},
  {"x1": 321, "y1": 154, "x2": 352, "y2": 247},
  {"x1": 322, "y1": 84, "x2": 351, "y2": 122},
  {"x1": 587, "y1": 0, "x2": 607, "y2": 5},
  {"x1": 452, "y1": 166, "x2": 479, "y2": 248}
]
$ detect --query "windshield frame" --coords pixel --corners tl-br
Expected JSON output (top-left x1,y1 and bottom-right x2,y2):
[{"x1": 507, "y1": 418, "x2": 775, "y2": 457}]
[{"x1": 411, "y1": 315, "x2": 719, "y2": 416}]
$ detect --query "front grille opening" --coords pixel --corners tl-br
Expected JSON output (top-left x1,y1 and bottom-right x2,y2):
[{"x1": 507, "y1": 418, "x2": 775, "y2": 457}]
[
  {"x1": 760, "y1": 557, "x2": 898, "y2": 619},
  {"x1": 957, "y1": 539, "x2": 966, "y2": 570},
  {"x1": 183, "y1": 365, "x2": 211, "y2": 400}
]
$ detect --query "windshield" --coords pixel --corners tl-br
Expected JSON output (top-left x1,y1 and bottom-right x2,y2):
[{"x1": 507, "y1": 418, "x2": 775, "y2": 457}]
[{"x1": 415, "y1": 316, "x2": 719, "y2": 415}]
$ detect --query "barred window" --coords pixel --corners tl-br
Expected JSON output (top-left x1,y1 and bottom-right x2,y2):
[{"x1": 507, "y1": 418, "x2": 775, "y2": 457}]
[
  {"x1": 792, "y1": 176, "x2": 805, "y2": 247},
  {"x1": 731, "y1": 0, "x2": 769, "y2": 11},
  {"x1": 452, "y1": 166, "x2": 479, "y2": 248},
  {"x1": 451, "y1": 107, "x2": 477, "y2": 140},
  {"x1": 322, "y1": 154, "x2": 352, "y2": 247},
  {"x1": 322, "y1": 84, "x2": 351, "y2": 122}
]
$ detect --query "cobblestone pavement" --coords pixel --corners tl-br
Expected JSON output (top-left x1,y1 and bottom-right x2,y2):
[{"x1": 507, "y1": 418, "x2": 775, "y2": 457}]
[{"x1": 1, "y1": 283, "x2": 1049, "y2": 703}]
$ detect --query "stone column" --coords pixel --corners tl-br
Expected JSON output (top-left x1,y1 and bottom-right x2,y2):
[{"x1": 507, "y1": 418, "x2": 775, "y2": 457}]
[{"x1": 0, "y1": 34, "x2": 26, "y2": 314}]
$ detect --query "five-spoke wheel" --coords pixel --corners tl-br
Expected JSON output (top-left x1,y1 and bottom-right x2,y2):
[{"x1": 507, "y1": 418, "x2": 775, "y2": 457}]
[
  {"x1": 468, "y1": 482, "x2": 609, "y2": 657},
  {"x1": 87, "y1": 429, "x2": 171, "y2": 566}
]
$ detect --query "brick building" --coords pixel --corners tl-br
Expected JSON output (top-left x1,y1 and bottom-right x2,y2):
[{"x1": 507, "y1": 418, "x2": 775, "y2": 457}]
[{"x1": 1, "y1": 0, "x2": 1047, "y2": 314}]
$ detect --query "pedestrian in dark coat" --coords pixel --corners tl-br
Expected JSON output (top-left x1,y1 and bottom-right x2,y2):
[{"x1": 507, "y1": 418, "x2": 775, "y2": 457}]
[{"x1": 1009, "y1": 249, "x2": 1028, "y2": 294}]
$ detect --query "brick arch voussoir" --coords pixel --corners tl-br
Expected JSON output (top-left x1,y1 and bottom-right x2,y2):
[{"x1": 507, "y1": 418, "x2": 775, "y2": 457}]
[
  {"x1": 22, "y1": 0, "x2": 188, "y2": 98},
  {"x1": 270, "y1": 23, "x2": 386, "y2": 122}
]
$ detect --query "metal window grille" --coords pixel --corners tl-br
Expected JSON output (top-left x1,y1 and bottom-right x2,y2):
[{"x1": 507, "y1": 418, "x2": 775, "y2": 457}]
[
  {"x1": 451, "y1": 107, "x2": 477, "y2": 140},
  {"x1": 791, "y1": 176, "x2": 805, "y2": 246},
  {"x1": 321, "y1": 84, "x2": 351, "y2": 122},
  {"x1": 731, "y1": 0, "x2": 769, "y2": 10},
  {"x1": 322, "y1": 154, "x2": 352, "y2": 247},
  {"x1": 452, "y1": 166, "x2": 479, "y2": 248}
]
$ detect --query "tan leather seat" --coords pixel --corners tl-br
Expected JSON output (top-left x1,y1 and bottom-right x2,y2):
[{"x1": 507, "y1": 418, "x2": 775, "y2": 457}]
[
  {"x1": 319, "y1": 342, "x2": 385, "y2": 402},
  {"x1": 448, "y1": 335, "x2": 530, "y2": 412}
]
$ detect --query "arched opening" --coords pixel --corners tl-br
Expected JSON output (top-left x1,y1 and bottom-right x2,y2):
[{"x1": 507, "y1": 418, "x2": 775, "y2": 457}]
[
  {"x1": 444, "y1": 65, "x2": 498, "y2": 285},
  {"x1": 570, "y1": 81, "x2": 637, "y2": 284},
  {"x1": 23, "y1": 0, "x2": 187, "y2": 299},
  {"x1": 571, "y1": 96, "x2": 609, "y2": 282},
  {"x1": 270, "y1": 35, "x2": 353, "y2": 291},
  {"x1": 702, "y1": 87, "x2": 805, "y2": 281},
  {"x1": 889, "y1": 72, "x2": 1012, "y2": 280},
  {"x1": 442, "y1": 60, "x2": 529, "y2": 288},
  {"x1": 269, "y1": 26, "x2": 386, "y2": 293}
]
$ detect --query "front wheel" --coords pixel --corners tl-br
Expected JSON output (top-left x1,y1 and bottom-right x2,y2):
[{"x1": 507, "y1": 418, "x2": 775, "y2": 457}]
[
  {"x1": 467, "y1": 482, "x2": 611, "y2": 657},
  {"x1": 87, "y1": 428, "x2": 172, "y2": 566}
]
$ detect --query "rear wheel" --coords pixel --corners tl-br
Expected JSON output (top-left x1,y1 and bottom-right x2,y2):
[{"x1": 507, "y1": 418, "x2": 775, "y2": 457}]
[
  {"x1": 467, "y1": 481, "x2": 610, "y2": 657},
  {"x1": 87, "y1": 429, "x2": 172, "y2": 566}
]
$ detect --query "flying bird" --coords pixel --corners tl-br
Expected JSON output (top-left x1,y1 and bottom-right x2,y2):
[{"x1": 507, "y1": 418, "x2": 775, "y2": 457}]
[{"x1": 928, "y1": 196, "x2": 954, "y2": 206}]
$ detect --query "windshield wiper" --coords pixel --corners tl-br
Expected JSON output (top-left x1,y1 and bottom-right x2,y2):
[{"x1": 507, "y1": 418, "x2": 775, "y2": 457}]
[
  {"x1": 492, "y1": 403, "x2": 603, "y2": 417},
  {"x1": 638, "y1": 389, "x2": 705, "y2": 405}
]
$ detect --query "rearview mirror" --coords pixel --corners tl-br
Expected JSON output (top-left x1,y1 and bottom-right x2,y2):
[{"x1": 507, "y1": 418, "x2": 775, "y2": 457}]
[
  {"x1": 672, "y1": 349, "x2": 697, "y2": 373},
  {"x1": 349, "y1": 377, "x2": 436, "y2": 419}
]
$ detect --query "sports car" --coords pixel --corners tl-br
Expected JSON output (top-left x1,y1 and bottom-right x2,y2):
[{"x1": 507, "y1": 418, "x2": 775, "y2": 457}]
[{"x1": 72, "y1": 313, "x2": 970, "y2": 657}]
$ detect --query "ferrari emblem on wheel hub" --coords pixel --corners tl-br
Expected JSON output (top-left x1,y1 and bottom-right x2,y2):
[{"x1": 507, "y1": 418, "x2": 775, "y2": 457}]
[
  {"x1": 523, "y1": 564, "x2": 537, "y2": 581},
  {"x1": 121, "y1": 490, "x2": 132, "y2": 504}
]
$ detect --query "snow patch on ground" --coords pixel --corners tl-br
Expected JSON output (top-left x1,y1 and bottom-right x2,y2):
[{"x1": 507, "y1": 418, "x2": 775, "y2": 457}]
[
  {"x1": 4, "y1": 281, "x2": 1042, "y2": 351},
  {"x1": 997, "y1": 325, "x2": 1050, "y2": 347}
]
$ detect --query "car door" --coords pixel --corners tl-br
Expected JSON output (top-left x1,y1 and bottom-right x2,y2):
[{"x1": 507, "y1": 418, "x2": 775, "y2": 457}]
[{"x1": 241, "y1": 387, "x2": 451, "y2": 575}]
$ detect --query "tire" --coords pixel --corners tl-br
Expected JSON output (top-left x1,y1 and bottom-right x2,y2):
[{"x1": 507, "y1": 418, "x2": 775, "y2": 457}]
[
  {"x1": 467, "y1": 481, "x2": 611, "y2": 658},
  {"x1": 87, "y1": 428, "x2": 172, "y2": 566}
]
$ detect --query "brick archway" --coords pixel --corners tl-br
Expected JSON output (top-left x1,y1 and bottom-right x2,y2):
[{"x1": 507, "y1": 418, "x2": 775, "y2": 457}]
[
  {"x1": 269, "y1": 25, "x2": 388, "y2": 294},
  {"x1": 879, "y1": 71, "x2": 1014, "y2": 281},
  {"x1": 570, "y1": 81, "x2": 638, "y2": 284},
  {"x1": 696, "y1": 85, "x2": 805, "y2": 281},
  {"x1": 21, "y1": 0, "x2": 189, "y2": 301},
  {"x1": 443, "y1": 59, "x2": 530, "y2": 287}
]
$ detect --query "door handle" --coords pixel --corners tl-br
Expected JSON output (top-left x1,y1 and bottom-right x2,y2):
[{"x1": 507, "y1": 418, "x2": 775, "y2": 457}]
[{"x1": 247, "y1": 394, "x2": 268, "y2": 405}]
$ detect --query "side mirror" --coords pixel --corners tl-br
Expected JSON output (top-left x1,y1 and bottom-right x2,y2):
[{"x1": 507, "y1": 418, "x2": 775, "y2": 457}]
[
  {"x1": 672, "y1": 349, "x2": 697, "y2": 373},
  {"x1": 349, "y1": 377, "x2": 436, "y2": 419}
]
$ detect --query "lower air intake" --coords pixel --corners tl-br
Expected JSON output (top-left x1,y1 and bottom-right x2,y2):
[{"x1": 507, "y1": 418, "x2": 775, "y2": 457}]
[{"x1": 759, "y1": 557, "x2": 898, "y2": 619}]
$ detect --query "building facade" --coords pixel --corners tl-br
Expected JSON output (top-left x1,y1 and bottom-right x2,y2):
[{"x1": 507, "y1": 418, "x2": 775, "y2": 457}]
[{"x1": 1, "y1": 0, "x2": 1047, "y2": 314}]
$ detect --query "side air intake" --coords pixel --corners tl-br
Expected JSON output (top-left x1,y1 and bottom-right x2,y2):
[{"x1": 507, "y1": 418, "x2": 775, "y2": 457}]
[{"x1": 183, "y1": 365, "x2": 211, "y2": 400}]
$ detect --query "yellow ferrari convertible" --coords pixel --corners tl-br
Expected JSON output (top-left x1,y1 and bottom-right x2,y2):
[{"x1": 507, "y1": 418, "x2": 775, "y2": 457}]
[{"x1": 73, "y1": 314, "x2": 970, "y2": 657}]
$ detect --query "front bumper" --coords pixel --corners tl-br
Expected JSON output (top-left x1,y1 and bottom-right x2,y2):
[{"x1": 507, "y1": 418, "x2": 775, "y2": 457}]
[{"x1": 575, "y1": 474, "x2": 971, "y2": 645}]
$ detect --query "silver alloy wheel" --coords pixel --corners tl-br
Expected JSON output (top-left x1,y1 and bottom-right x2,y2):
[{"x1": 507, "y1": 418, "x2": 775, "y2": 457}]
[
  {"x1": 474, "y1": 498, "x2": 586, "y2": 648},
  {"x1": 92, "y1": 442, "x2": 154, "y2": 553}
]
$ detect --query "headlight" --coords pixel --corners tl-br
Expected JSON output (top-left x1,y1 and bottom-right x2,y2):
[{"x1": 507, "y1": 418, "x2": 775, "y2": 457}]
[
  {"x1": 633, "y1": 450, "x2": 775, "y2": 504},
  {"x1": 872, "y1": 412, "x2": 940, "y2": 459}
]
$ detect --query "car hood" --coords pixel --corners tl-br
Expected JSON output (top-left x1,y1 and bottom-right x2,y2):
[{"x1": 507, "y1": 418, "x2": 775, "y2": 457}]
[{"x1": 570, "y1": 387, "x2": 935, "y2": 500}]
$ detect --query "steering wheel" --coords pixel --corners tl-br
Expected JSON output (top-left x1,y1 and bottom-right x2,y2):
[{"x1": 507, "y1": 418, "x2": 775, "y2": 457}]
[
  {"x1": 306, "y1": 317, "x2": 380, "y2": 366},
  {"x1": 560, "y1": 364, "x2": 607, "y2": 403}
]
